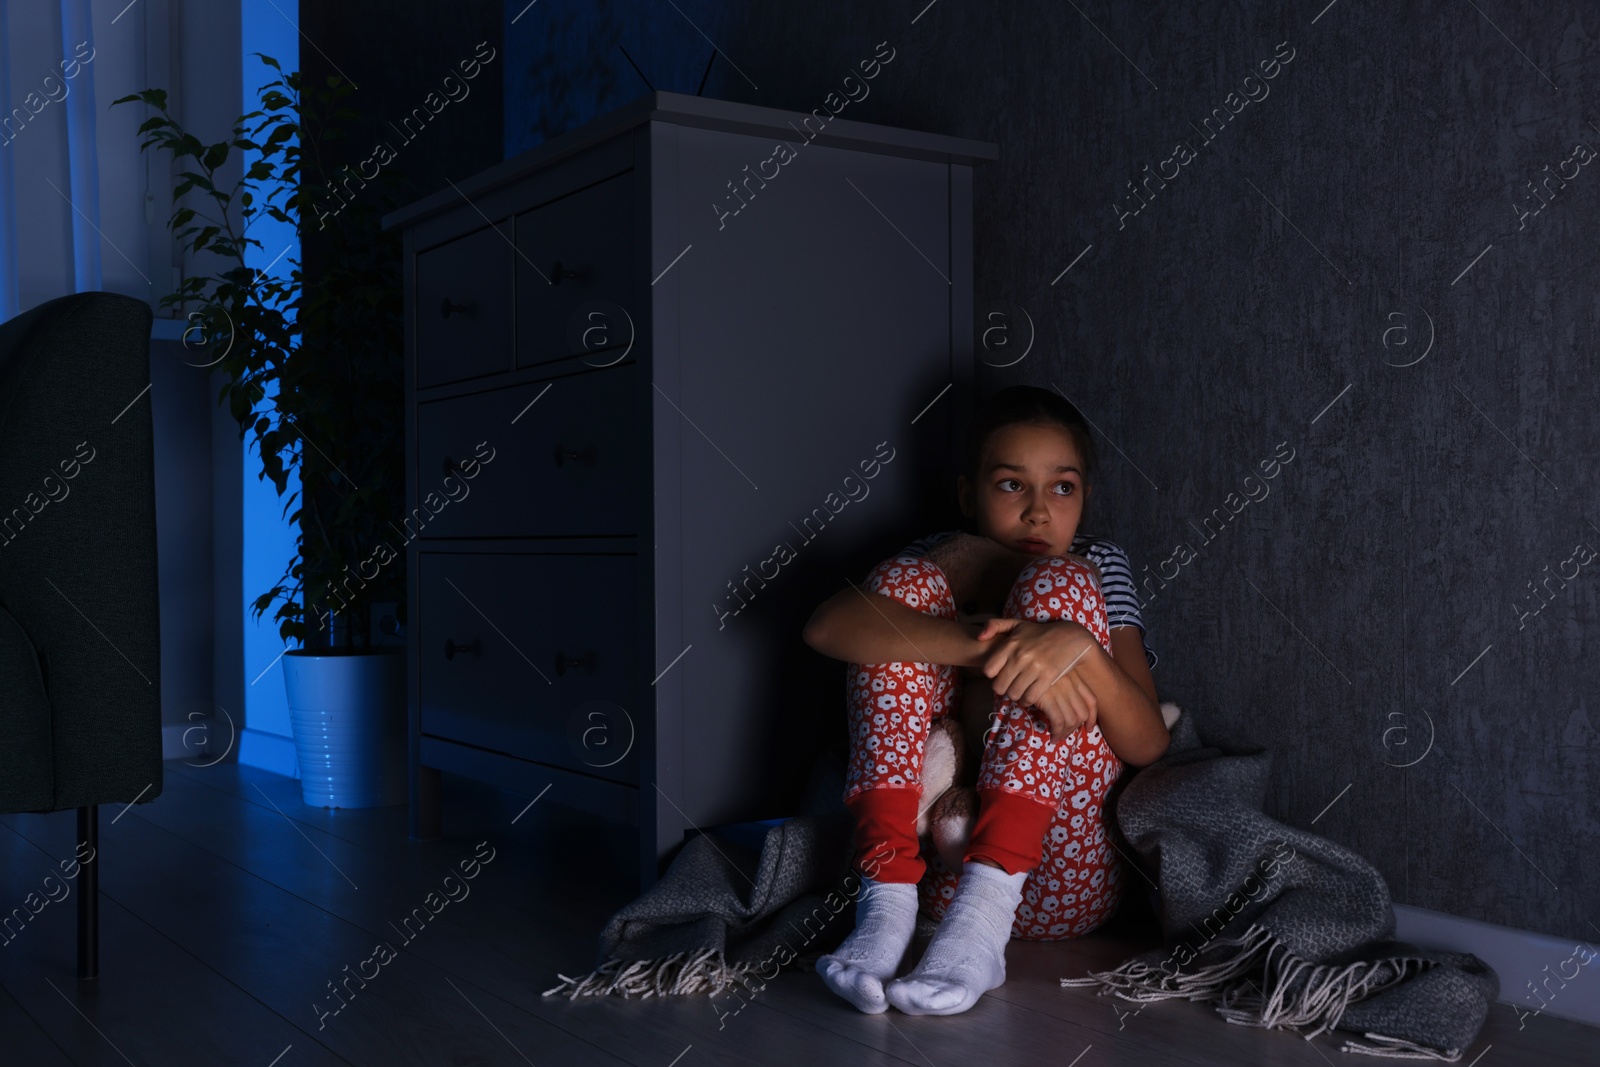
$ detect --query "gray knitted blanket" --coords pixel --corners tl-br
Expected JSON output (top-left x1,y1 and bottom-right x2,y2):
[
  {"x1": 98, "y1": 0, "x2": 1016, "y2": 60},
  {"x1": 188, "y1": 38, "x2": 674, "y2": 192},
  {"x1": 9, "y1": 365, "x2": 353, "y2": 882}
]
[
  {"x1": 541, "y1": 808, "x2": 859, "y2": 1000},
  {"x1": 543, "y1": 707, "x2": 1498, "y2": 1062},
  {"x1": 1061, "y1": 707, "x2": 1498, "y2": 1061}
]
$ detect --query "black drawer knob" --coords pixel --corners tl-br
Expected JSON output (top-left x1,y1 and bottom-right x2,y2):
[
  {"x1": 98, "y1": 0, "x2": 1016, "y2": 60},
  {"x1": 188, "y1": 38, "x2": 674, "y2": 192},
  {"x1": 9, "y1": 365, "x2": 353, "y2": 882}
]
[
  {"x1": 550, "y1": 260, "x2": 581, "y2": 286},
  {"x1": 552, "y1": 443, "x2": 598, "y2": 467},
  {"x1": 440, "y1": 297, "x2": 474, "y2": 318},
  {"x1": 444, "y1": 637, "x2": 481, "y2": 660},
  {"x1": 442, "y1": 455, "x2": 468, "y2": 477},
  {"x1": 554, "y1": 649, "x2": 598, "y2": 676}
]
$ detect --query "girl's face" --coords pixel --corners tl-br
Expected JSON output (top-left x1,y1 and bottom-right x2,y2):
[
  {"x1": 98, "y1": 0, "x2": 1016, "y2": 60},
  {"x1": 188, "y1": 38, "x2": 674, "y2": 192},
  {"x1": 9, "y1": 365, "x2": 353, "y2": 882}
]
[{"x1": 956, "y1": 421, "x2": 1090, "y2": 558}]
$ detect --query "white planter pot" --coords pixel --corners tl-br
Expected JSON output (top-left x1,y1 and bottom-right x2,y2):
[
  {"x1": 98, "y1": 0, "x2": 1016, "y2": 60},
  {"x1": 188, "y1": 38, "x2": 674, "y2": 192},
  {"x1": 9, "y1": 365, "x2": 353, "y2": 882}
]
[{"x1": 282, "y1": 646, "x2": 406, "y2": 808}]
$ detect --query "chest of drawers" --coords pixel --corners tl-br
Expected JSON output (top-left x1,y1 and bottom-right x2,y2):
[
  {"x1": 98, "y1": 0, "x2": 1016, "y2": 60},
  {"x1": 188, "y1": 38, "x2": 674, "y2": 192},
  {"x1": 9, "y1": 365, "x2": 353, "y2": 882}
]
[{"x1": 384, "y1": 90, "x2": 994, "y2": 890}]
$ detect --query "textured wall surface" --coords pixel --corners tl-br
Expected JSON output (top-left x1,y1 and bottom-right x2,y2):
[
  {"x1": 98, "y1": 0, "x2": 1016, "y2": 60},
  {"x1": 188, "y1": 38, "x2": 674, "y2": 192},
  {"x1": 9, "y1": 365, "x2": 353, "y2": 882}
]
[{"x1": 496, "y1": 2, "x2": 1599, "y2": 942}]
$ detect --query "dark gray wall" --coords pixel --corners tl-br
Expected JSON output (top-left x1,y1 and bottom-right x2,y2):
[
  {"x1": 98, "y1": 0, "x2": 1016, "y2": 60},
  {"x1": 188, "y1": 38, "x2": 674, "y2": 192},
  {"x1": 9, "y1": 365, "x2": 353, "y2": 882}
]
[
  {"x1": 301, "y1": 1, "x2": 504, "y2": 228},
  {"x1": 504, "y1": 2, "x2": 1600, "y2": 942}
]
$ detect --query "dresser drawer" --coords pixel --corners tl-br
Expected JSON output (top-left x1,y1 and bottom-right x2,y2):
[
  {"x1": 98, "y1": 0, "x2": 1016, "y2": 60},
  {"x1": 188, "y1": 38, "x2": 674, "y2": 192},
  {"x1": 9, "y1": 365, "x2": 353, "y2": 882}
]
[
  {"x1": 419, "y1": 552, "x2": 639, "y2": 784},
  {"x1": 515, "y1": 173, "x2": 635, "y2": 369},
  {"x1": 414, "y1": 364, "x2": 643, "y2": 538},
  {"x1": 416, "y1": 226, "x2": 513, "y2": 389}
]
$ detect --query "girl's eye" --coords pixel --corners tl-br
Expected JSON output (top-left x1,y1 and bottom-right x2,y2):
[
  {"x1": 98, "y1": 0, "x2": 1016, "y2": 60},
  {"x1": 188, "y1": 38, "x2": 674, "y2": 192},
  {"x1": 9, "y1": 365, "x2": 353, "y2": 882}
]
[{"x1": 997, "y1": 478, "x2": 1076, "y2": 495}]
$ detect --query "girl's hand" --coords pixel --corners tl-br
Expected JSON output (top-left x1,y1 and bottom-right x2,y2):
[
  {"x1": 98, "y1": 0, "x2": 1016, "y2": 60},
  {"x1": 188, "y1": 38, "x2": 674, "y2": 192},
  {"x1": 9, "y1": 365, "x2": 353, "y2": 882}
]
[
  {"x1": 974, "y1": 617, "x2": 1101, "y2": 743},
  {"x1": 1031, "y1": 667, "x2": 1099, "y2": 743}
]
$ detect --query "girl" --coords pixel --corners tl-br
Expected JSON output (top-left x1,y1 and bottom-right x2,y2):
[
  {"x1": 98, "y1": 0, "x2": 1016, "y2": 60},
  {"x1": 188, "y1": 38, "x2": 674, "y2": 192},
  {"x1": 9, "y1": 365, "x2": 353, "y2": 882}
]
[{"x1": 802, "y1": 385, "x2": 1169, "y2": 1016}]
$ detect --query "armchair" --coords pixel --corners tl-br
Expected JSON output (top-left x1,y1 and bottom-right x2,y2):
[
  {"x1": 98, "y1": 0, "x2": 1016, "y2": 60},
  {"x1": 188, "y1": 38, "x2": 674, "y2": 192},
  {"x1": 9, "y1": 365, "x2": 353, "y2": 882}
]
[{"x1": 0, "y1": 291, "x2": 163, "y2": 979}]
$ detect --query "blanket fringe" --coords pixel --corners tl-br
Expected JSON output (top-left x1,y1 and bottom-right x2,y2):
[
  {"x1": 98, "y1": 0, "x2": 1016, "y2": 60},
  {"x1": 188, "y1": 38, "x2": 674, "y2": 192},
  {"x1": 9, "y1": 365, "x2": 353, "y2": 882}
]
[
  {"x1": 541, "y1": 947, "x2": 758, "y2": 1000},
  {"x1": 1340, "y1": 1032, "x2": 1463, "y2": 1061},
  {"x1": 1061, "y1": 922, "x2": 1456, "y2": 1060},
  {"x1": 1060, "y1": 923, "x2": 1278, "y2": 1004}
]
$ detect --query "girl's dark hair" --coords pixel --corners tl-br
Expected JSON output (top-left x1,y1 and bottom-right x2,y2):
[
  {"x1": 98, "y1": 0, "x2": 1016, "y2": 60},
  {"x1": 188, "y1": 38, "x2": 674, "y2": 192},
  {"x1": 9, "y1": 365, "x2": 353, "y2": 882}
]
[{"x1": 959, "y1": 385, "x2": 1098, "y2": 520}]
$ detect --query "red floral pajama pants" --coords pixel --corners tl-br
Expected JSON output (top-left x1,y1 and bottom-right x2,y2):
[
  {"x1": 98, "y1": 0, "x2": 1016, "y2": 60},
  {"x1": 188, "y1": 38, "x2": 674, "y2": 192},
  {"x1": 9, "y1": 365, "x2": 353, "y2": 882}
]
[{"x1": 842, "y1": 552, "x2": 1126, "y2": 941}]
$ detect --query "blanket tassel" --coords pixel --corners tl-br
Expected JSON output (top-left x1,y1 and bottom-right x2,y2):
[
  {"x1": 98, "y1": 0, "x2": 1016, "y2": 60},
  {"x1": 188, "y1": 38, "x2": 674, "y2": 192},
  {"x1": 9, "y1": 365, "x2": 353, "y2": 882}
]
[
  {"x1": 1339, "y1": 1031, "x2": 1466, "y2": 1061},
  {"x1": 1062, "y1": 923, "x2": 1461, "y2": 1062},
  {"x1": 541, "y1": 946, "x2": 758, "y2": 1001}
]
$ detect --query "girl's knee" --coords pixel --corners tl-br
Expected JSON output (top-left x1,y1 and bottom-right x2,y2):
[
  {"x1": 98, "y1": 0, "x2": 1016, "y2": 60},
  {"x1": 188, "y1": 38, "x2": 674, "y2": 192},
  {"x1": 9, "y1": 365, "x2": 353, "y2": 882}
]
[
  {"x1": 1006, "y1": 554, "x2": 1105, "y2": 617},
  {"x1": 1021, "y1": 553, "x2": 1101, "y2": 588},
  {"x1": 865, "y1": 555, "x2": 955, "y2": 618}
]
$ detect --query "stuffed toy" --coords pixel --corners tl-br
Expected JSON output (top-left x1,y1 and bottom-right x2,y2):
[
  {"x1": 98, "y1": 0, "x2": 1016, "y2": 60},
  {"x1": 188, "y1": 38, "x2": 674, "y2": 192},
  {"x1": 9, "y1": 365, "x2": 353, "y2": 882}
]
[{"x1": 914, "y1": 688, "x2": 1184, "y2": 874}]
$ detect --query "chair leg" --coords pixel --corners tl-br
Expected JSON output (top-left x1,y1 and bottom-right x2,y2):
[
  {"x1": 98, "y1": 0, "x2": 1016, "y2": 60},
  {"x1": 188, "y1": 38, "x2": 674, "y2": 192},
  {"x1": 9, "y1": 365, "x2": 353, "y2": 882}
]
[{"x1": 77, "y1": 805, "x2": 97, "y2": 980}]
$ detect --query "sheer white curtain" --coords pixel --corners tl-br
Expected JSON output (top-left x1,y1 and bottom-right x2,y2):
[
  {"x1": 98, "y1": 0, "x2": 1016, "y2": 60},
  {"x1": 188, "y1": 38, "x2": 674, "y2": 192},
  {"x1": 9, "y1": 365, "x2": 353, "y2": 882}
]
[{"x1": 0, "y1": 0, "x2": 201, "y2": 322}]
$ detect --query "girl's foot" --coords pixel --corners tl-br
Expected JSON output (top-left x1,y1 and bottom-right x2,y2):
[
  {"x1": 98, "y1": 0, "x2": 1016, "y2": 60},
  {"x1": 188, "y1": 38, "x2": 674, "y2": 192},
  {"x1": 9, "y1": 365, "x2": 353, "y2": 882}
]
[
  {"x1": 885, "y1": 860, "x2": 1025, "y2": 1015},
  {"x1": 815, "y1": 876, "x2": 919, "y2": 1013}
]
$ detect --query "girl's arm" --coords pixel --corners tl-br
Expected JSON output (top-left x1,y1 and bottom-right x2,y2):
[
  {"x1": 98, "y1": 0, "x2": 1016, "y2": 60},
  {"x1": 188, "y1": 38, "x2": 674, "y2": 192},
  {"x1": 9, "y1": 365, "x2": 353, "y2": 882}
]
[
  {"x1": 802, "y1": 588, "x2": 985, "y2": 667},
  {"x1": 802, "y1": 533, "x2": 1034, "y2": 666},
  {"x1": 1068, "y1": 637, "x2": 1168, "y2": 767},
  {"x1": 929, "y1": 531, "x2": 1046, "y2": 612}
]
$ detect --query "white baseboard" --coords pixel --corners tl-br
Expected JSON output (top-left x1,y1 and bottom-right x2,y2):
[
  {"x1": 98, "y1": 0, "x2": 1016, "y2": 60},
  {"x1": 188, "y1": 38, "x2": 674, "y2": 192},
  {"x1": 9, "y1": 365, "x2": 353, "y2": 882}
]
[
  {"x1": 236, "y1": 728, "x2": 300, "y2": 778},
  {"x1": 161, "y1": 721, "x2": 222, "y2": 762},
  {"x1": 161, "y1": 724, "x2": 300, "y2": 780},
  {"x1": 1395, "y1": 902, "x2": 1599, "y2": 1028},
  {"x1": 161, "y1": 722, "x2": 191, "y2": 760},
  {"x1": 161, "y1": 716, "x2": 247, "y2": 764}
]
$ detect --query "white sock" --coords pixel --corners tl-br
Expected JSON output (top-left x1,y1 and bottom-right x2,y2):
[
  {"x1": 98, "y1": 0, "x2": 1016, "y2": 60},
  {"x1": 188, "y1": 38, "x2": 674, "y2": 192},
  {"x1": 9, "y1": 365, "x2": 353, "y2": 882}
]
[
  {"x1": 815, "y1": 875, "x2": 919, "y2": 1014},
  {"x1": 885, "y1": 860, "x2": 1025, "y2": 1015}
]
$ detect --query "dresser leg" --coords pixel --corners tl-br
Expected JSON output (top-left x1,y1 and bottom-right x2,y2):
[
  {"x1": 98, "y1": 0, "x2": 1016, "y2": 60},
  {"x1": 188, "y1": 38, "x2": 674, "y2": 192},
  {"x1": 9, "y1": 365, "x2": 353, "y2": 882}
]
[{"x1": 411, "y1": 764, "x2": 442, "y2": 841}]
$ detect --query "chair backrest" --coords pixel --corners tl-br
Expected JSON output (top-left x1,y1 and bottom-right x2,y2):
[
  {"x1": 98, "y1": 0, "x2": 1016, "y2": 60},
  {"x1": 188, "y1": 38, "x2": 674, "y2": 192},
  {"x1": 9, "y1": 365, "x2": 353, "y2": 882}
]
[{"x1": 0, "y1": 291, "x2": 163, "y2": 813}]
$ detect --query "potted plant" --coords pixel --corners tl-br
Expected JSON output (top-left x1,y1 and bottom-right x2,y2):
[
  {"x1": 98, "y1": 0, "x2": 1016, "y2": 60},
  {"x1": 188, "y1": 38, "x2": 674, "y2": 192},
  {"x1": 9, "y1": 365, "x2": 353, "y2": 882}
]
[{"x1": 116, "y1": 57, "x2": 413, "y2": 807}]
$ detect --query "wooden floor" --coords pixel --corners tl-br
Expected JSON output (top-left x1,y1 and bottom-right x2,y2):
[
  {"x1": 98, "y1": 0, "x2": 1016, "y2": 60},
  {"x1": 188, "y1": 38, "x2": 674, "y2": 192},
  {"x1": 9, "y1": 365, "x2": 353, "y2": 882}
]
[{"x1": 1, "y1": 761, "x2": 1595, "y2": 1066}]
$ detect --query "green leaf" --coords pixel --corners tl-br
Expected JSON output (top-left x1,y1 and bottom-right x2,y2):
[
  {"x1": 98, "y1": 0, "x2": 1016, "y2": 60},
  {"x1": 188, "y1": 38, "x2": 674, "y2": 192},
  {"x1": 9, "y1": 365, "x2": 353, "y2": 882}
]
[
  {"x1": 111, "y1": 88, "x2": 168, "y2": 110},
  {"x1": 116, "y1": 60, "x2": 410, "y2": 643},
  {"x1": 190, "y1": 225, "x2": 221, "y2": 252}
]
